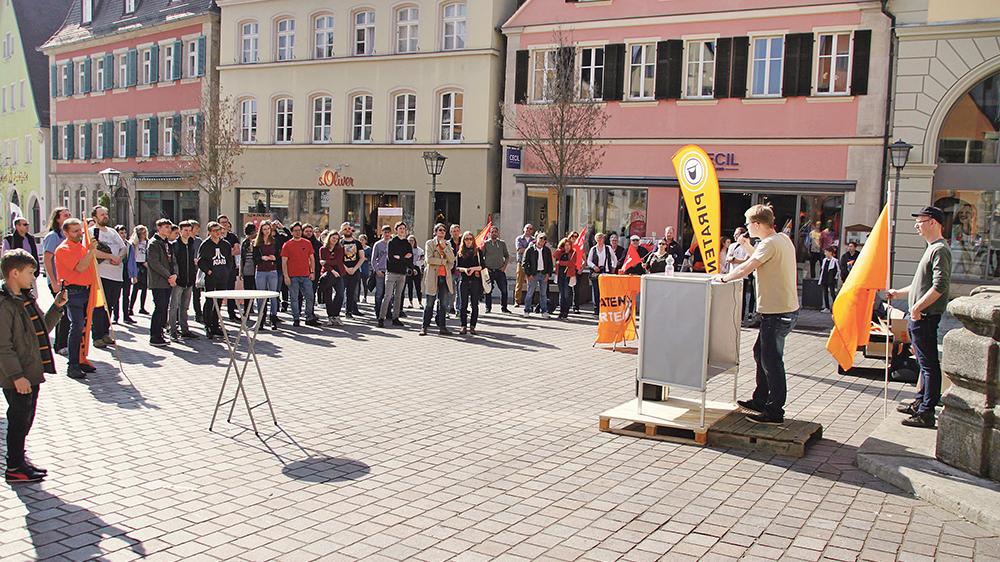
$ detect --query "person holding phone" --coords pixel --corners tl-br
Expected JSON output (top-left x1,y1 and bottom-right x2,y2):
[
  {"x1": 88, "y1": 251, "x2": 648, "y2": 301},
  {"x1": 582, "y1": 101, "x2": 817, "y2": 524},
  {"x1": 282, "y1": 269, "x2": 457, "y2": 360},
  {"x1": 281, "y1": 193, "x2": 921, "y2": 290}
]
[{"x1": 55, "y1": 219, "x2": 99, "y2": 380}]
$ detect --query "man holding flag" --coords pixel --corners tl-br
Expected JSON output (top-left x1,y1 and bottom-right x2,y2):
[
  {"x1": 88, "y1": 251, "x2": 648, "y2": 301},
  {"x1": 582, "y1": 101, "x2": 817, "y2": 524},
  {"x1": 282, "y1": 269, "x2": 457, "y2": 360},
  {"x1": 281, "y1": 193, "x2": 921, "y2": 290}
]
[
  {"x1": 54, "y1": 219, "x2": 98, "y2": 380},
  {"x1": 480, "y1": 224, "x2": 511, "y2": 314}
]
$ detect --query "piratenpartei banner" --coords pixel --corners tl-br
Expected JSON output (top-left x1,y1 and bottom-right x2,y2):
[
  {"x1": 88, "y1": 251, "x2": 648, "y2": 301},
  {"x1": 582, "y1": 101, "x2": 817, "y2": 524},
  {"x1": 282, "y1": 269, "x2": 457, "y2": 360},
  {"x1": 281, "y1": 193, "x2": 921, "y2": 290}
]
[{"x1": 671, "y1": 145, "x2": 722, "y2": 274}]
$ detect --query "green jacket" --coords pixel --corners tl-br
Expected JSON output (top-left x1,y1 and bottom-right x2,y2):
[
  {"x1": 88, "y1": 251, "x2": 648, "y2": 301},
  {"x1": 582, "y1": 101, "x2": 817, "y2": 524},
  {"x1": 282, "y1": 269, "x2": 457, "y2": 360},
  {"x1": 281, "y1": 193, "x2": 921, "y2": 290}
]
[{"x1": 0, "y1": 285, "x2": 62, "y2": 389}]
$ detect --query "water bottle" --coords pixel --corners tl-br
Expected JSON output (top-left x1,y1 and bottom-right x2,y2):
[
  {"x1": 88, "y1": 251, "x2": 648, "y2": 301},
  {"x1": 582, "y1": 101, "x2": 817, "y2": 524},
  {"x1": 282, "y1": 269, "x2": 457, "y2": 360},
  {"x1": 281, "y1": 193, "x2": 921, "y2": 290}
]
[{"x1": 665, "y1": 255, "x2": 675, "y2": 276}]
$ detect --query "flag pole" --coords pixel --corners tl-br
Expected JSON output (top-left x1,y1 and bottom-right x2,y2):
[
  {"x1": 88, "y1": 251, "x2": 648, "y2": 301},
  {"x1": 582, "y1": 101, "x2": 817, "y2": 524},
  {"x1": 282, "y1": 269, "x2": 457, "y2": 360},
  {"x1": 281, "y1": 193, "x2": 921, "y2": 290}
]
[{"x1": 884, "y1": 176, "x2": 893, "y2": 419}]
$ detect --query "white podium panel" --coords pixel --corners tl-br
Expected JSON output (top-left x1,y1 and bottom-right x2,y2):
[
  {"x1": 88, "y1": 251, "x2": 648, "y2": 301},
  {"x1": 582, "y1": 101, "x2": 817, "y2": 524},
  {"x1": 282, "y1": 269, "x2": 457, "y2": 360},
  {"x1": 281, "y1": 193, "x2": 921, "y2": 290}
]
[{"x1": 638, "y1": 273, "x2": 742, "y2": 392}]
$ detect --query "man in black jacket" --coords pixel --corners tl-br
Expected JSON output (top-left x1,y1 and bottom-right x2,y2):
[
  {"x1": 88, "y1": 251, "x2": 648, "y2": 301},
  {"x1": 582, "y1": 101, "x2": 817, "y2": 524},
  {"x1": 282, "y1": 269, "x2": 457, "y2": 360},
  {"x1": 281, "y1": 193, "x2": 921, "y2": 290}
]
[
  {"x1": 146, "y1": 219, "x2": 176, "y2": 347},
  {"x1": 521, "y1": 233, "x2": 553, "y2": 319},
  {"x1": 380, "y1": 221, "x2": 412, "y2": 328},
  {"x1": 168, "y1": 221, "x2": 199, "y2": 341},
  {"x1": 198, "y1": 222, "x2": 234, "y2": 339},
  {"x1": 839, "y1": 242, "x2": 860, "y2": 282},
  {"x1": 1, "y1": 219, "x2": 39, "y2": 273}
]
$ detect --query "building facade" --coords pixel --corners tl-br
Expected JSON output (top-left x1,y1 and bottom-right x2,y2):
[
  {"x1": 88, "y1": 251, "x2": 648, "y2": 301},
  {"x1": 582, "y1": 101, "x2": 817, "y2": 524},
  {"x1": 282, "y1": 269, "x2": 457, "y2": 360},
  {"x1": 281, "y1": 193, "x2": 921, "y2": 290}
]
[
  {"x1": 0, "y1": 0, "x2": 70, "y2": 235},
  {"x1": 889, "y1": 0, "x2": 1000, "y2": 292},
  {"x1": 41, "y1": 0, "x2": 219, "y2": 229},
  {"x1": 501, "y1": 0, "x2": 891, "y2": 281},
  {"x1": 217, "y1": 0, "x2": 518, "y2": 239}
]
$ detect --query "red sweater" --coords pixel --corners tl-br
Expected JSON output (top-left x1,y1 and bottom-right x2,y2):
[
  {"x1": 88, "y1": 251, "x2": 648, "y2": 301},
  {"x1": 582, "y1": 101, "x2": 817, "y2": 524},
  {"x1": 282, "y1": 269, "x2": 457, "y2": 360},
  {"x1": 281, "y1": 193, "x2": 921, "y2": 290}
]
[
  {"x1": 320, "y1": 245, "x2": 346, "y2": 276},
  {"x1": 553, "y1": 248, "x2": 578, "y2": 277}
]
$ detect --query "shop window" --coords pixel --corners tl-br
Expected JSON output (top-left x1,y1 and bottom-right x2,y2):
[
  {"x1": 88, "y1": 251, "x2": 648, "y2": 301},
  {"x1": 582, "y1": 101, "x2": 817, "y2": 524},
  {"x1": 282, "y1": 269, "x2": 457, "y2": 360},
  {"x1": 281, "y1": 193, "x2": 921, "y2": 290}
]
[
  {"x1": 239, "y1": 189, "x2": 331, "y2": 232},
  {"x1": 933, "y1": 189, "x2": 999, "y2": 280},
  {"x1": 937, "y1": 70, "x2": 1000, "y2": 164},
  {"x1": 566, "y1": 188, "x2": 648, "y2": 242},
  {"x1": 344, "y1": 191, "x2": 414, "y2": 241},
  {"x1": 433, "y1": 192, "x2": 460, "y2": 227}
]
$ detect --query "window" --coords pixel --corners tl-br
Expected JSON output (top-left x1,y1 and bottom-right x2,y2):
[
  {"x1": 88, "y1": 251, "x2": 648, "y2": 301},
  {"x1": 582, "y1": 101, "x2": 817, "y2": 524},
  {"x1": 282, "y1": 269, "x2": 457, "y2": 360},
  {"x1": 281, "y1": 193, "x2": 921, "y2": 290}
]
[
  {"x1": 750, "y1": 37, "x2": 783, "y2": 97},
  {"x1": 2, "y1": 33, "x2": 11, "y2": 59},
  {"x1": 62, "y1": 127, "x2": 71, "y2": 160},
  {"x1": 185, "y1": 115, "x2": 198, "y2": 154},
  {"x1": 440, "y1": 91, "x2": 463, "y2": 142},
  {"x1": 354, "y1": 11, "x2": 375, "y2": 56},
  {"x1": 394, "y1": 93, "x2": 416, "y2": 142},
  {"x1": 685, "y1": 40, "x2": 716, "y2": 98},
  {"x1": 79, "y1": 127, "x2": 87, "y2": 159},
  {"x1": 78, "y1": 190, "x2": 87, "y2": 217},
  {"x1": 24, "y1": 134, "x2": 31, "y2": 163},
  {"x1": 579, "y1": 47, "x2": 604, "y2": 100},
  {"x1": 18, "y1": 80, "x2": 24, "y2": 107},
  {"x1": 118, "y1": 121, "x2": 127, "y2": 158},
  {"x1": 276, "y1": 18, "x2": 295, "y2": 61},
  {"x1": 352, "y1": 94, "x2": 373, "y2": 142},
  {"x1": 396, "y1": 7, "x2": 418, "y2": 53},
  {"x1": 82, "y1": 0, "x2": 92, "y2": 24},
  {"x1": 531, "y1": 50, "x2": 557, "y2": 102},
  {"x1": 95, "y1": 124, "x2": 103, "y2": 159},
  {"x1": 1, "y1": 87, "x2": 5, "y2": 112},
  {"x1": 240, "y1": 98, "x2": 257, "y2": 144},
  {"x1": 78, "y1": 62, "x2": 86, "y2": 93},
  {"x1": 163, "y1": 116, "x2": 174, "y2": 155},
  {"x1": 124, "y1": 0, "x2": 136, "y2": 14},
  {"x1": 187, "y1": 39, "x2": 198, "y2": 77},
  {"x1": 141, "y1": 49, "x2": 152, "y2": 84},
  {"x1": 628, "y1": 44, "x2": 656, "y2": 100},
  {"x1": 118, "y1": 53, "x2": 128, "y2": 88},
  {"x1": 163, "y1": 44, "x2": 174, "y2": 79},
  {"x1": 816, "y1": 32, "x2": 852, "y2": 95},
  {"x1": 442, "y1": 3, "x2": 466, "y2": 51},
  {"x1": 62, "y1": 190, "x2": 70, "y2": 210},
  {"x1": 312, "y1": 96, "x2": 332, "y2": 142},
  {"x1": 141, "y1": 119, "x2": 151, "y2": 157},
  {"x1": 275, "y1": 98, "x2": 293, "y2": 143},
  {"x1": 241, "y1": 22, "x2": 259, "y2": 63},
  {"x1": 95, "y1": 57, "x2": 104, "y2": 90},
  {"x1": 314, "y1": 16, "x2": 334, "y2": 59}
]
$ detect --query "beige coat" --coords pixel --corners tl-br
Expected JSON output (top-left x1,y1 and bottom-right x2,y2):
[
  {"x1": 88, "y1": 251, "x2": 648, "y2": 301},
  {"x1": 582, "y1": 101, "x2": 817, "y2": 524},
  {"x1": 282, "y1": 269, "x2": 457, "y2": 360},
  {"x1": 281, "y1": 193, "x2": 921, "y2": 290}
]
[{"x1": 423, "y1": 238, "x2": 456, "y2": 296}]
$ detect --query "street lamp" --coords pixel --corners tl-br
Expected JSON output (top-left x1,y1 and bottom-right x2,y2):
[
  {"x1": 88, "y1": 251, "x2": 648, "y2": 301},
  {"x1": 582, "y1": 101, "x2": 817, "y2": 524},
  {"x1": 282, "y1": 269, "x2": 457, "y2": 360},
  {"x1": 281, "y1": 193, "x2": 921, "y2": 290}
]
[
  {"x1": 422, "y1": 150, "x2": 447, "y2": 236},
  {"x1": 99, "y1": 167, "x2": 122, "y2": 190},
  {"x1": 886, "y1": 139, "x2": 913, "y2": 287},
  {"x1": 99, "y1": 167, "x2": 131, "y2": 228}
]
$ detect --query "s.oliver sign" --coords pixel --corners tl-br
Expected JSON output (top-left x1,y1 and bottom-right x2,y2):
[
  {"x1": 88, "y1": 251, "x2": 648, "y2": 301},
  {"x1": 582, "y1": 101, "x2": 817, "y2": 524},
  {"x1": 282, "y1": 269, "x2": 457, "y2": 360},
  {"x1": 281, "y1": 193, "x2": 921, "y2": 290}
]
[{"x1": 318, "y1": 169, "x2": 356, "y2": 187}]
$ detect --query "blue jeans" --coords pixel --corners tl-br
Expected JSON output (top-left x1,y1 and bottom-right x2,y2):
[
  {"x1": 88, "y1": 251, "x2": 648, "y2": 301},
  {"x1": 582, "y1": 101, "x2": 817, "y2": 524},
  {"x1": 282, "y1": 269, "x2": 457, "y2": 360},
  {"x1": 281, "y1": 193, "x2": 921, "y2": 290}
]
[
  {"x1": 255, "y1": 270, "x2": 279, "y2": 318},
  {"x1": 524, "y1": 273, "x2": 548, "y2": 314},
  {"x1": 752, "y1": 311, "x2": 798, "y2": 418},
  {"x1": 908, "y1": 314, "x2": 942, "y2": 415},
  {"x1": 288, "y1": 276, "x2": 315, "y2": 321},
  {"x1": 423, "y1": 275, "x2": 450, "y2": 329},
  {"x1": 65, "y1": 288, "x2": 90, "y2": 368},
  {"x1": 557, "y1": 271, "x2": 573, "y2": 317}
]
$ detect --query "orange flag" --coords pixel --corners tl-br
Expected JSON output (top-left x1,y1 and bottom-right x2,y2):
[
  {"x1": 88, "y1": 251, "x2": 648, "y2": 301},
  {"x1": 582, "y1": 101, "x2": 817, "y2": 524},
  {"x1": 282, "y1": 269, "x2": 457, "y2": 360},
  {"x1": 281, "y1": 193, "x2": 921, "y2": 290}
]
[
  {"x1": 80, "y1": 227, "x2": 106, "y2": 366},
  {"x1": 475, "y1": 215, "x2": 493, "y2": 249},
  {"x1": 826, "y1": 206, "x2": 889, "y2": 370}
]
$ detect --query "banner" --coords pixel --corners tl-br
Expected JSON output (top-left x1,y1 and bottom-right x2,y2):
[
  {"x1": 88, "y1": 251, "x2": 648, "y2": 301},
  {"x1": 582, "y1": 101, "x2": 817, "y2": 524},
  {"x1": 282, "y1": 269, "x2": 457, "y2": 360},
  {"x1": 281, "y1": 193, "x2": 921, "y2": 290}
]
[
  {"x1": 595, "y1": 274, "x2": 641, "y2": 345},
  {"x1": 672, "y1": 145, "x2": 722, "y2": 274},
  {"x1": 80, "y1": 227, "x2": 106, "y2": 366},
  {"x1": 475, "y1": 215, "x2": 493, "y2": 249}
]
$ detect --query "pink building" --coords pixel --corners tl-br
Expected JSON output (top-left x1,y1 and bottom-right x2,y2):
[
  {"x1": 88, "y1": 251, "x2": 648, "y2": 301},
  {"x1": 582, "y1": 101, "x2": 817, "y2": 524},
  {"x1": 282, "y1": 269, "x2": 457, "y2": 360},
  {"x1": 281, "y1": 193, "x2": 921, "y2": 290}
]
[
  {"x1": 501, "y1": 0, "x2": 891, "y2": 279},
  {"x1": 41, "y1": 0, "x2": 219, "y2": 228}
]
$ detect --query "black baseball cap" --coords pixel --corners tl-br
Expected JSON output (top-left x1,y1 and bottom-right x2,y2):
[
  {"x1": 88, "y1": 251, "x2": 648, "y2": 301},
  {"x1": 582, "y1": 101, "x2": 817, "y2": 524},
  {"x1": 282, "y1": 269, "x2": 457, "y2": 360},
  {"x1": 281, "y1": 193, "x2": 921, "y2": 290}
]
[{"x1": 911, "y1": 206, "x2": 945, "y2": 224}]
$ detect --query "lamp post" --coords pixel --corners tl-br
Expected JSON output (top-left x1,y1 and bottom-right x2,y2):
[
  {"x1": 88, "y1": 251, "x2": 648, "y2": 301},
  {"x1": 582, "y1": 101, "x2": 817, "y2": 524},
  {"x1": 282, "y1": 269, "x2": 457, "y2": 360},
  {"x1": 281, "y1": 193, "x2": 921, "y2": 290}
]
[
  {"x1": 887, "y1": 139, "x2": 913, "y2": 285},
  {"x1": 422, "y1": 150, "x2": 447, "y2": 237},
  {"x1": 99, "y1": 167, "x2": 130, "y2": 228}
]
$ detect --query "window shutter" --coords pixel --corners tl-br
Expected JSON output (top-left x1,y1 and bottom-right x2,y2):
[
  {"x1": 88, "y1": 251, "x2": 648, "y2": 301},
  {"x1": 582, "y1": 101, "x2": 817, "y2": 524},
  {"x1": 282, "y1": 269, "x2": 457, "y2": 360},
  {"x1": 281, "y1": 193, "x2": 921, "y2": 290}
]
[
  {"x1": 557, "y1": 46, "x2": 575, "y2": 100},
  {"x1": 663, "y1": 40, "x2": 683, "y2": 99},
  {"x1": 50, "y1": 64, "x2": 58, "y2": 97},
  {"x1": 149, "y1": 118, "x2": 159, "y2": 156},
  {"x1": 654, "y1": 41, "x2": 670, "y2": 99},
  {"x1": 602, "y1": 43, "x2": 625, "y2": 101},
  {"x1": 127, "y1": 49, "x2": 137, "y2": 87},
  {"x1": 82, "y1": 58, "x2": 91, "y2": 94},
  {"x1": 796, "y1": 34, "x2": 814, "y2": 97},
  {"x1": 104, "y1": 54, "x2": 114, "y2": 89},
  {"x1": 782, "y1": 33, "x2": 813, "y2": 97},
  {"x1": 51, "y1": 126, "x2": 59, "y2": 160},
  {"x1": 197, "y1": 36, "x2": 206, "y2": 77},
  {"x1": 172, "y1": 113, "x2": 181, "y2": 154},
  {"x1": 126, "y1": 118, "x2": 137, "y2": 157},
  {"x1": 514, "y1": 50, "x2": 529, "y2": 104},
  {"x1": 730, "y1": 37, "x2": 749, "y2": 98},
  {"x1": 172, "y1": 40, "x2": 183, "y2": 80},
  {"x1": 851, "y1": 29, "x2": 872, "y2": 96},
  {"x1": 196, "y1": 113, "x2": 204, "y2": 148},
  {"x1": 103, "y1": 121, "x2": 114, "y2": 157},
  {"x1": 64, "y1": 64, "x2": 74, "y2": 96},
  {"x1": 713, "y1": 37, "x2": 733, "y2": 99},
  {"x1": 150, "y1": 44, "x2": 159, "y2": 83},
  {"x1": 66, "y1": 124, "x2": 74, "y2": 160},
  {"x1": 83, "y1": 123, "x2": 91, "y2": 159}
]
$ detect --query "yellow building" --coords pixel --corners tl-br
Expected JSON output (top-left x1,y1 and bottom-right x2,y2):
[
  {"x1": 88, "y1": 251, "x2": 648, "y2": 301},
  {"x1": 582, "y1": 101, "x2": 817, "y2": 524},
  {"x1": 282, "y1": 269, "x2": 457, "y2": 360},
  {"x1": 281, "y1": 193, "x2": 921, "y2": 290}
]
[{"x1": 216, "y1": 0, "x2": 518, "y2": 239}]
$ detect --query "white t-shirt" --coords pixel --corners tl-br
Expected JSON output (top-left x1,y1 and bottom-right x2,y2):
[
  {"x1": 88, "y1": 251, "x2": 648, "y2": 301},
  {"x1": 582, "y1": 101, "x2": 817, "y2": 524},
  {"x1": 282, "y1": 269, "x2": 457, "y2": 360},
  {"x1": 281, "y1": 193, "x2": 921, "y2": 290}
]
[
  {"x1": 536, "y1": 246, "x2": 545, "y2": 272},
  {"x1": 96, "y1": 225, "x2": 127, "y2": 282}
]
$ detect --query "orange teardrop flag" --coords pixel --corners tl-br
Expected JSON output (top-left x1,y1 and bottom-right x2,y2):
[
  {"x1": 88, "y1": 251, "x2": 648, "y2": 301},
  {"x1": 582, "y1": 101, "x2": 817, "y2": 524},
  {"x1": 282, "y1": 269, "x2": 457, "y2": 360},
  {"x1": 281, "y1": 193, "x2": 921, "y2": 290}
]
[
  {"x1": 826, "y1": 206, "x2": 889, "y2": 370},
  {"x1": 672, "y1": 145, "x2": 722, "y2": 274}
]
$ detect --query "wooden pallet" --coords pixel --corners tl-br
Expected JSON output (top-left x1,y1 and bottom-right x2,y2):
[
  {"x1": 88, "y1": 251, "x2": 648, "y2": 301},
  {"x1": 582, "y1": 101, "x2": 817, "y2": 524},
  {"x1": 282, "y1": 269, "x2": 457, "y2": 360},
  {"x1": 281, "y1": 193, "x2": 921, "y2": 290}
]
[
  {"x1": 599, "y1": 397, "x2": 735, "y2": 446},
  {"x1": 708, "y1": 412, "x2": 823, "y2": 458}
]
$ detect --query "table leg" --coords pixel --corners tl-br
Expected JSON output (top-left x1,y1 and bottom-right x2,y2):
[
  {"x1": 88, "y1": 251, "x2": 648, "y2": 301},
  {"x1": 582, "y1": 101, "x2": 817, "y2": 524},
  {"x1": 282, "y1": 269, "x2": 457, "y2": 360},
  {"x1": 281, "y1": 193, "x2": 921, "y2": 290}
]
[
  {"x1": 210, "y1": 298, "x2": 243, "y2": 431},
  {"x1": 220, "y1": 302, "x2": 260, "y2": 435}
]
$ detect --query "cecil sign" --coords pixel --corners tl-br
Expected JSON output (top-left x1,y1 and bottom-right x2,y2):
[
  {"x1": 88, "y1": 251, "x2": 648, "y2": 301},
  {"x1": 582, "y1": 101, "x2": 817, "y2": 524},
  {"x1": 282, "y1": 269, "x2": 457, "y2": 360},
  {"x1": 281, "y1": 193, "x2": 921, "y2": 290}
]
[{"x1": 318, "y1": 169, "x2": 355, "y2": 187}]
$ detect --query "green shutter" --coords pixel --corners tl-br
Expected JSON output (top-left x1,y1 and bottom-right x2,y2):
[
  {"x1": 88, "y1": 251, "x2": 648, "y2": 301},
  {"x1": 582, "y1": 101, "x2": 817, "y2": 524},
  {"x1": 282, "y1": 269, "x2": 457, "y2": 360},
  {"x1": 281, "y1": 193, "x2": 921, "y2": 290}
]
[
  {"x1": 83, "y1": 123, "x2": 92, "y2": 159},
  {"x1": 127, "y1": 49, "x2": 137, "y2": 87},
  {"x1": 126, "y1": 118, "x2": 137, "y2": 158},
  {"x1": 103, "y1": 121, "x2": 114, "y2": 157},
  {"x1": 149, "y1": 118, "x2": 159, "y2": 156},
  {"x1": 197, "y1": 36, "x2": 206, "y2": 77},
  {"x1": 82, "y1": 58, "x2": 92, "y2": 94},
  {"x1": 50, "y1": 64, "x2": 58, "y2": 97},
  {"x1": 104, "y1": 54, "x2": 114, "y2": 89},
  {"x1": 64, "y1": 64, "x2": 74, "y2": 96},
  {"x1": 172, "y1": 113, "x2": 181, "y2": 154},
  {"x1": 195, "y1": 113, "x2": 204, "y2": 149},
  {"x1": 150, "y1": 44, "x2": 160, "y2": 83},
  {"x1": 66, "y1": 124, "x2": 75, "y2": 160},
  {"x1": 172, "y1": 40, "x2": 183, "y2": 80},
  {"x1": 51, "y1": 127, "x2": 59, "y2": 160}
]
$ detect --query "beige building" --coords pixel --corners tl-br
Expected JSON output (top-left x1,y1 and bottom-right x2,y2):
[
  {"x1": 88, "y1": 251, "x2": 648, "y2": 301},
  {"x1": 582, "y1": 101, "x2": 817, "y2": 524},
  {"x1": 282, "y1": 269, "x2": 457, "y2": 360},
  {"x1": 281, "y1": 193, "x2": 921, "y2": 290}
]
[
  {"x1": 889, "y1": 0, "x2": 1000, "y2": 292},
  {"x1": 216, "y1": 0, "x2": 519, "y2": 239}
]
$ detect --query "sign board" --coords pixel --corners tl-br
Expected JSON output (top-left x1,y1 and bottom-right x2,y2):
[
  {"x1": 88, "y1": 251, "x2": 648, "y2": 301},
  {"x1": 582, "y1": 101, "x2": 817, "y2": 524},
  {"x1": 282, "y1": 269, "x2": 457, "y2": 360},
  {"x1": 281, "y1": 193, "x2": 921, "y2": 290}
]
[
  {"x1": 506, "y1": 147, "x2": 522, "y2": 170},
  {"x1": 706, "y1": 151, "x2": 740, "y2": 171},
  {"x1": 318, "y1": 169, "x2": 355, "y2": 187},
  {"x1": 377, "y1": 207, "x2": 403, "y2": 232}
]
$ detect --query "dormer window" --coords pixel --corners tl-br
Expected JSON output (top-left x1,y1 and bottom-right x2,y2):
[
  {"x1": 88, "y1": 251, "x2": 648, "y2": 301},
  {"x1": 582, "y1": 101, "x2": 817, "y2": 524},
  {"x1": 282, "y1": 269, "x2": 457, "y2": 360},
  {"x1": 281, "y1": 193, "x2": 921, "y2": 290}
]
[
  {"x1": 124, "y1": 0, "x2": 136, "y2": 15},
  {"x1": 82, "y1": 0, "x2": 93, "y2": 25}
]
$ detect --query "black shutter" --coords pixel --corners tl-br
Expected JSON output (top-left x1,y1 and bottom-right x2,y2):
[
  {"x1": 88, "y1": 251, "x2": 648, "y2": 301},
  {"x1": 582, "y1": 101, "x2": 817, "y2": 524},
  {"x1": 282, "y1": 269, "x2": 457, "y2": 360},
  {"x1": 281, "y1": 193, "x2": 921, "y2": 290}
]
[
  {"x1": 602, "y1": 43, "x2": 625, "y2": 101},
  {"x1": 730, "y1": 37, "x2": 749, "y2": 98},
  {"x1": 514, "y1": 50, "x2": 529, "y2": 104},
  {"x1": 713, "y1": 38, "x2": 733, "y2": 99},
  {"x1": 654, "y1": 41, "x2": 670, "y2": 99},
  {"x1": 557, "y1": 46, "x2": 575, "y2": 100},
  {"x1": 851, "y1": 29, "x2": 872, "y2": 96},
  {"x1": 782, "y1": 33, "x2": 814, "y2": 97},
  {"x1": 664, "y1": 40, "x2": 683, "y2": 99},
  {"x1": 797, "y1": 34, "x2": 814, "y2": 97}
]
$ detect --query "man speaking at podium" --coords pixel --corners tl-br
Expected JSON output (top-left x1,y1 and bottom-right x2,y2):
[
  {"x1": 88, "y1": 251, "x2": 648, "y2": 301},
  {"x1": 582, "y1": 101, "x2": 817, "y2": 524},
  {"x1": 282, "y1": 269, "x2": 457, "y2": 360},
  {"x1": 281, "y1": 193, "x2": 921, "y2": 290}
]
[{"x1": 716, "y1": 204, "x2": 799, "y2": 424}]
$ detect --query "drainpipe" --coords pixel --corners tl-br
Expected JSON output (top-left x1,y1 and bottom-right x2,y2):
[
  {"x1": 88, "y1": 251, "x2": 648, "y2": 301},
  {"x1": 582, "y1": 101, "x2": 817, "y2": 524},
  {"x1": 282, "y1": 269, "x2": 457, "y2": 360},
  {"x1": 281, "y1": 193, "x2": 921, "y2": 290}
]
[{"x1": 879, "y1": 0, "x2": 897, "y2": 209}]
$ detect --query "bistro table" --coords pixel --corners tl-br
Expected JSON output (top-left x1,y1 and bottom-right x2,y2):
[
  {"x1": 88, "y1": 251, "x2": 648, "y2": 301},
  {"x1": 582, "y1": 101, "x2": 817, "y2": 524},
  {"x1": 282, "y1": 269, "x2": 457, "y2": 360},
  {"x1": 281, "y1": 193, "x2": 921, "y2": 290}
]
[{"x1": 204, "y1": 290, "x2": 280, "y2": 435}]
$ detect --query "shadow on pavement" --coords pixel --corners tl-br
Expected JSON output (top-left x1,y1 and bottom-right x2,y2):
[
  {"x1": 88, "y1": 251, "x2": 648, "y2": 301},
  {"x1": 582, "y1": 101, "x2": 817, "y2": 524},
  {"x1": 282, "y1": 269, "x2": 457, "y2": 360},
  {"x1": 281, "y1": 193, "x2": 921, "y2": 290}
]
[
  {"x1": 281, "y1": 456, "x2": 371, "y2": 483},
  {"x1": 13, "y1": 485, "x2": 146, "y2": 560},
  {"x1": 77, "y1": 363, "x2": 160, "y2": 410}
]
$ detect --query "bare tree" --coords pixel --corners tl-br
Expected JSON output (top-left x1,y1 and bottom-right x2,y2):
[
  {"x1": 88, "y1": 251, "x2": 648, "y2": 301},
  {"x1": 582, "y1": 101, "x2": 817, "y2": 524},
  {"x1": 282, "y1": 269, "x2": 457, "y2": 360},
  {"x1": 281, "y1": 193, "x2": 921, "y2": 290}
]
[
  {"x1": 183, "y1": 86, "x2": 245, "y2": 216},
  {"x1": 502, "y1": 30, "x2": 609, "y2": 235}
]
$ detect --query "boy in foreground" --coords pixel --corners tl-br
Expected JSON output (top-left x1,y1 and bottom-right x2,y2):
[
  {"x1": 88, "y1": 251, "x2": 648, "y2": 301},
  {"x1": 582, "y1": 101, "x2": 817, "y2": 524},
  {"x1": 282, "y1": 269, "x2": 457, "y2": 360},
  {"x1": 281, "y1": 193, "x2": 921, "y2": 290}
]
[{"x1": 0, "y1": 249, "x2": 67, "y2": 483}]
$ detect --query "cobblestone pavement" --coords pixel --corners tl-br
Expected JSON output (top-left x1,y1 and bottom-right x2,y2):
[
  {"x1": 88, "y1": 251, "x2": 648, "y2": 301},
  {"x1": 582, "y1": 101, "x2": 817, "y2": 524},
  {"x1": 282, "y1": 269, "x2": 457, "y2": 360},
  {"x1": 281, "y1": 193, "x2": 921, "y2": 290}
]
[{"x1": 1, "y1": 293, "x2": 998, "y2": 561}]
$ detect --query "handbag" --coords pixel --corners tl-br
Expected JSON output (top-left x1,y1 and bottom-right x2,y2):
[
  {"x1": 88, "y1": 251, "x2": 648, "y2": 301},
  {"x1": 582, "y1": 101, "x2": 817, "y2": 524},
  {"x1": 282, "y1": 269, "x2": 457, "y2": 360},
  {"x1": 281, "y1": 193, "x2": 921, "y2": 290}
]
[
  {"x1": 195, "y1": 268, "x2": 206, "y2": 289},
  {"x1": 478, "y1": 252, "x2": 492, "y2": 293},
  {"x1": 366, "y1": 270, "x2": 377, "y2": 292}
]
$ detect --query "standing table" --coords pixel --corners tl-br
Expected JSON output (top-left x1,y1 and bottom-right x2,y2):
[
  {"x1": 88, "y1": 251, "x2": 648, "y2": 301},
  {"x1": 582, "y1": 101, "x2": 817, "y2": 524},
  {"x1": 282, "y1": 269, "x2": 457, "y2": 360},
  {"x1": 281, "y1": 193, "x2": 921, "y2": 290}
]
[{"x1": 204, "y1": 290, "x2": 280, "y2": 435}]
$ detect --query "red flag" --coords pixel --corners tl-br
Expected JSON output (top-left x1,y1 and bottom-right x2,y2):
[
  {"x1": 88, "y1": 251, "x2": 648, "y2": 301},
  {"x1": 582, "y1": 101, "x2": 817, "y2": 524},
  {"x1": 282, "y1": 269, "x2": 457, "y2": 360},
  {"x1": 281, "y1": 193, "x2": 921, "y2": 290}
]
[
  {"x1": 619, "y1": 243, "x2": 641, "y2": 274},
  {"x1": 475, "y1": 215, "x2": 493, "y2": 249},
  {"x1": 573, "y1": 225, "x2": 588, "y2": 270}
]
